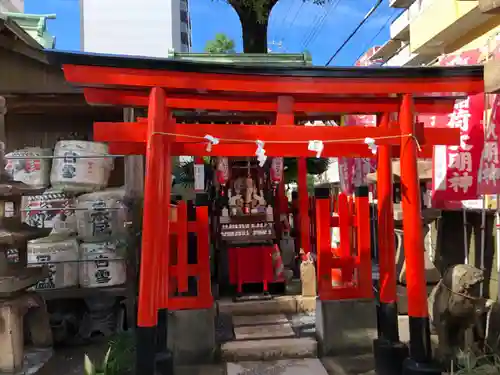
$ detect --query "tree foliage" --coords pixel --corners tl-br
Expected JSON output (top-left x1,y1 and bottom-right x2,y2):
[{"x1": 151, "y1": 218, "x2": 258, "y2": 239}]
[
  {"x1": 172, "y1": 1, "x2": 332, "y2": 187},
  {"x1": 225, "y1": 0, "x2": 329, "y2": 53},
  {"x1": 227, "y1": 0, "x2": 328, "y2": 23},
  {"x1": 204, "y1": 33, "x2": 236, "y2": 53}
]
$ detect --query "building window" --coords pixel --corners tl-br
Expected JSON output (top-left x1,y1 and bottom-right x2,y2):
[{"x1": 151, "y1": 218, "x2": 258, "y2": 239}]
[
  {"x1": 181, "y1": 32, "x2": 189, "y2": 46},
  {"x1": 180, "y1": 10, "x2": 188, "y2": 24}
]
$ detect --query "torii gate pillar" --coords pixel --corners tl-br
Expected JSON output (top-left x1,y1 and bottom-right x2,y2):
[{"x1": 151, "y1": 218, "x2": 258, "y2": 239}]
[
  {"x1": 399, "y1": 94, "x2": 440, "y2": 375},
  {"x1": 373, "y1": 113, "x2": 409, "y2": 375}
]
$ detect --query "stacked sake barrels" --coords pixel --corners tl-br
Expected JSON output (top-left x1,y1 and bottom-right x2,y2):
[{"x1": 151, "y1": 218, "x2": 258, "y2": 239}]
[{"x1": 7, "y1": 141, "x2": 127, "y2": 290}]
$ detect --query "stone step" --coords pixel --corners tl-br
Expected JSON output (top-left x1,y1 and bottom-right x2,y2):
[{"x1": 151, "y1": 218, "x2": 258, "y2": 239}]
[
  {"x1": 221, "y1": 337, "x2": 317, "y2": 362},
  {"x1": 218, "y1": 296, "x2": 315, "y2": 316},
  {"x1": 321, "y1": 354, "x2": 375, "y2": 375},
  {"x1": 234, "y1": 321, "x2": 296, "y2": 340},
  {"x1": 233, "y1": 313, "x2": 289, "y2": 327},
  {"x1": 227, "y1": 358, "x2": 329, "y2": 375}
]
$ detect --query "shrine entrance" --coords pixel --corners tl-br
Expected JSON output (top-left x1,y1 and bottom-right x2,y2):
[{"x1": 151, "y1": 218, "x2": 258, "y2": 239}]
[{"x1": 47, "y1": 50, "x2": 483, "y2": 375}]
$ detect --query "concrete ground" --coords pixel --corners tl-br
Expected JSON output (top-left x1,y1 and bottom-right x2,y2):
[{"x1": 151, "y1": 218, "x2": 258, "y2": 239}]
[
  {"x1": 32, "y1": 299, "x2": 429, "y2": 375},
  {"x1": 37, "y1": 343, "x2": 108, "y2": 375},
  {"x1": 36, "y1": 350, "x2": 374, "y2": 375}
]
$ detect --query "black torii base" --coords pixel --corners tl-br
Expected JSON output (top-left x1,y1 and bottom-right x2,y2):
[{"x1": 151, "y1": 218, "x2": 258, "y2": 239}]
[{"x1": 373, "y1": 302, "x2": 409, "y2": 375}]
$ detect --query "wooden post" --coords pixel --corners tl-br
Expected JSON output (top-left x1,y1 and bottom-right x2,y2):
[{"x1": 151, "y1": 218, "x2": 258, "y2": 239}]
[
  {"x1": 315, "y1": 187, "x2": 331, "y2": 297},
  {"x1": 123, "y1": 108, "x2": 145, "y2": 198},
  {"x1": 122, "y1": 107, "x2": 143, "y2": 328},
  {"x1": 0, "y1": 97, "x2": 6, "y2": 146},
  {"x1": 338, "y1": 193, "x2": 351, "y2": 258},
  {"x1": 478, "y1": 0, "x2": 500, "y2": 13},
  {"x1": 399, "y1": 94, "x2": 438, "y2": 373},
  {"x1": 276, "y1": 96, "x2": 294, "y2": 240},
  {"x1": 354, "y1": 186, "x2": 372, "y2": 297},
  {"x1": 298, "y1": 158, "x2": 310, "y2": 256},
  {"x1": 484, "y1": 60, "x2": 500, "y2": 94},
  {"x1": 376, "y1": 112, "x2": 399, "y2": 341}
]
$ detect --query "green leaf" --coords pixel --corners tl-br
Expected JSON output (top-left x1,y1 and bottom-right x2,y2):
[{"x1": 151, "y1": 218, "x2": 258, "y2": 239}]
[
  {"x1": 102, "y1": 347, "x2": 112, "y2": 370},
  {"x1": 205, "y1": 33, "x2": 236, "y2": 53},
  {"x1": 172, "y1": 158, "x2": 213, "y2": 188},
  {"x1": 84, "y1": 354, "x2": 96, "y2": 375}
]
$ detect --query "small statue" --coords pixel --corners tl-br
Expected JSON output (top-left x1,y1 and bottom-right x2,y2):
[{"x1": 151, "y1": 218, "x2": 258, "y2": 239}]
[
  {"x1": 244, "y1": 176, "x2": 254, "y2": 212},
  {"x1": 251, "y1": 191, "x2": 266, "y2": 210},
  {"x1": 428, "y1": 264, "x2": 494, "y2": 364}
]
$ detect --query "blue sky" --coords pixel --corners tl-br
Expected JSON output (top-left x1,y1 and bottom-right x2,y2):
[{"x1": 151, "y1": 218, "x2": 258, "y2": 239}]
[{"x1": 25, "y1": 0, "x2": 398, "y2": 66}]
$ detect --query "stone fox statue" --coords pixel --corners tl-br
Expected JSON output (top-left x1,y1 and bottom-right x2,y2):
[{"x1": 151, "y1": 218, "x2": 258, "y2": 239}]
[{"x1": 428, "y1": 264, "x2": 494, "y2": 362}]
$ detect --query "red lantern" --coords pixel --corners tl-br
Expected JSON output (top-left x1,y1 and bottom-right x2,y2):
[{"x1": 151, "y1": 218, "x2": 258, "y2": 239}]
[{"x1": 216, "y1": 157, "x2": 229, "y2": 186}]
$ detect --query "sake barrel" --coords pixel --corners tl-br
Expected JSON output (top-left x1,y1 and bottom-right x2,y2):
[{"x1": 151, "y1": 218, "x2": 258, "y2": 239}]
[
  {"x1": 21, "y1": 190, "x2": 77, "y2": 232},
  {"x1": 79, "y1": 241, "x2": 127, "y2": 288},
  {"x1": 50, "y1": 141, "x2": 113, "y2": 193},
  {"x1": 5, "y1": 147, "x2": 52, "y2": 188},
  {"x1": 75, "y1": 188, "x2": 127, "y2": 242},
  {"x1": 27, "y1": 235, "x2": 79, "y2": 290}
]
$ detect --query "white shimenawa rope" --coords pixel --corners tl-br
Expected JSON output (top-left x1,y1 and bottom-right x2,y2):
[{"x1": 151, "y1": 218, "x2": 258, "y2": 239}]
[
  {"x1": 148, "y1": 131, "x2": 422, "y2": 162},
  {"x1": 150, "y1": 131, "x2": 416, "y2": 145}
]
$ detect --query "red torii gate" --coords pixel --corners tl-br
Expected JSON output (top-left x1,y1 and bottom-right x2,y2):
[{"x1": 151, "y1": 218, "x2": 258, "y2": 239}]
[{"x1": 46, "y1": 50, "x2": 483, "y2": 375}]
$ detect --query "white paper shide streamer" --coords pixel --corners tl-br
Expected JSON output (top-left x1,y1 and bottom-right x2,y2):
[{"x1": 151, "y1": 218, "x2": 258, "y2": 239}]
[
  {"x1": 308, "y1": 140, "x2": 324, "y2": 158},
  {"x1": 255, "y1": 140, "x2": 267, "y2": 167},
  {"x1": 364, "y1": 137, "x2": 378, "y2": 155},
  {"x1": 204, "y1": 134, "x2": 219, "y2": 152}
]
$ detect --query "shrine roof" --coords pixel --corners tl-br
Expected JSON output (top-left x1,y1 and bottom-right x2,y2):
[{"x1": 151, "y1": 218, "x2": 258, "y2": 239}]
[{"x1": 46, "y1": 50, "x2": 483, "y2": 80}]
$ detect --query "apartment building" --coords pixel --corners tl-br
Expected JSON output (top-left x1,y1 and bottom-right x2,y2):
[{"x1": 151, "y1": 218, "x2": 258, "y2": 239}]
[
  {"x1": 0, "y1": 0, "x2": 23, "y2": 13},
  {"x1": 80, "y1": 0, "x2": 192, "y2": 58},
  {"x1": 371, "y1": 0, "x2": 500, "y2": 66}
]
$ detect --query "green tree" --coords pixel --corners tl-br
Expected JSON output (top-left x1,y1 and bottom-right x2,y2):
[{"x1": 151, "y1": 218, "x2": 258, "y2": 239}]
[
  {"x1": 173, "y1": 2, "x2": 331, "y2": 188},
  {"x1": 226, "y1": 0, "x2": 329, "y2": 53},
  {"x1": 205, "y1": 33, "x2": 236, "y2": 53},
  {"x1": 303, "y1": 49, "x2": 312, "y2": 62}
]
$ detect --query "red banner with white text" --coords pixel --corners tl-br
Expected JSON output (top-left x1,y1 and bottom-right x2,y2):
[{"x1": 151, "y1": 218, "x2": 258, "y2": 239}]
[
  {"x1": 478, "y1": 95, "x2": 500, "y2": 194},
  {"x1": 425, "y1": 49, "x2": 486, "y2": 208},
  {"x1": 338, "y1": 114, "x2": 377, "y2": 195},
  {"x1": 431, "y1": 94, "x2": 485, "y2": 206}
]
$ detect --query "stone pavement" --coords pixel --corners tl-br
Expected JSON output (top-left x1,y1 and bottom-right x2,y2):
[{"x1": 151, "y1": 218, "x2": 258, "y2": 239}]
[
  {"x1": 35, "y1": 299, "x2": 427, "y2": 375},
  {"x1": 180, "y1": 356, "x2": 376, "y2": 375},
  {"x1": 221, "y1": 312, "x2": 317, "y2": 362},
  {"x1": 227, "y1": 358, "x2": 329, "y2": 375}
]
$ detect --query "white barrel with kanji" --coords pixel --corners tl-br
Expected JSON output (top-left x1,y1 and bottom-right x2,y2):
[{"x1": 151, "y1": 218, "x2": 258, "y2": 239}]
[
  {"x1": 5, "y1": 147, "x2": 52, "y2": 188},
  {"x1": 50, "y1": 141, "x2": 113, "y2": 193},
  {"x1": 27, "y1": 235, "x2": 79, "y2": 290},
  {"x1": 75, "y1": 188, "x2": 127, "y2": 243},
  {"x1": 21, "y1": 190, "x2": 77, "y2": 232},
  {"x1": 79, "y1": 241, "x2": 127, "y2": 288}
]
